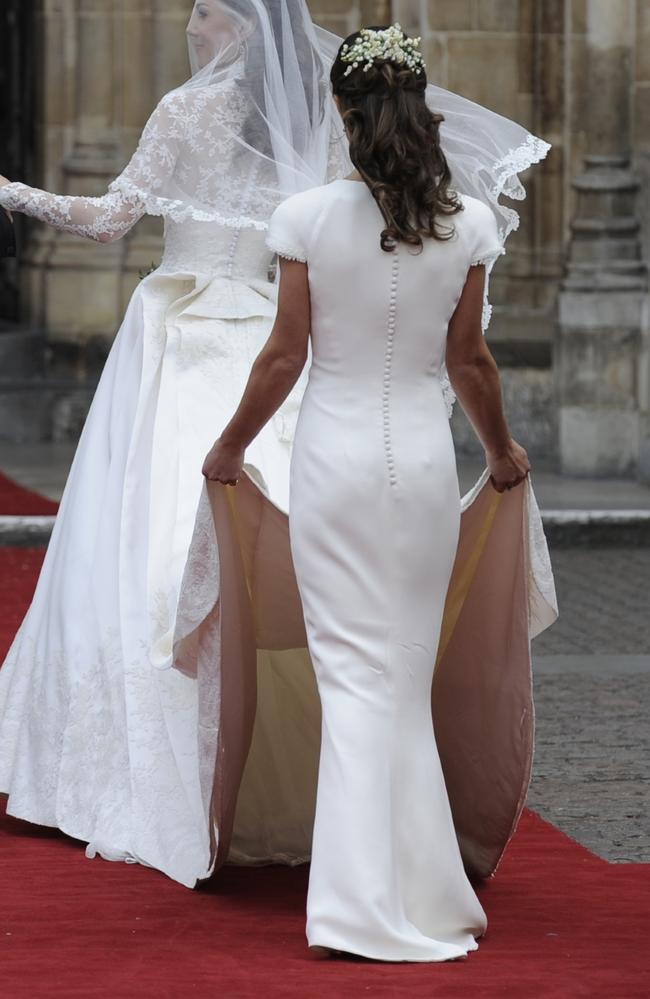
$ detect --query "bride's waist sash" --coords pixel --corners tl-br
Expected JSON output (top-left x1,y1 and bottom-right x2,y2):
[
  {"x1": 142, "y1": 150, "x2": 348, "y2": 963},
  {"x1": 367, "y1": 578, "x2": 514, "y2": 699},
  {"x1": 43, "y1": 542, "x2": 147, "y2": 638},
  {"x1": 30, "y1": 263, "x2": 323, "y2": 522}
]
[{"x1": 149, "y1": 271, "x2": 279, "y2": 322}]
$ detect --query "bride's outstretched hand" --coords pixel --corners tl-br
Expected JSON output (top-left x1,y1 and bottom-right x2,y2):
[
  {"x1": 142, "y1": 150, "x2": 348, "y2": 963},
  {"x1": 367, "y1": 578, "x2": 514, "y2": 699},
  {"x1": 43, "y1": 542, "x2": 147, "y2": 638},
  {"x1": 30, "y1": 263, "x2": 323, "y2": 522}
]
[
  {"x1": 486, "y1": 438, "x2": 531, "y2": 493},
  {"x1": 202, "y1": 438, "x2": 245, "y2": 486},
  {"x1": 0, "y1": 177, "x2": 12, "y2": 221}
]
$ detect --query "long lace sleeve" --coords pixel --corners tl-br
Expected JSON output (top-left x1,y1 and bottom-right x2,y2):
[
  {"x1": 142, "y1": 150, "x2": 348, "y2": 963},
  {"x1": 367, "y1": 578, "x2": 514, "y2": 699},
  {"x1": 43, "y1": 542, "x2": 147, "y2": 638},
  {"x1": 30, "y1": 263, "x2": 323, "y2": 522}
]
[
  {"x1": 0, "y1": 182, "x2": 145, "y2": 243},
  {"x1": 0, "y1": 95, "x2": 185, "y2": 243}
]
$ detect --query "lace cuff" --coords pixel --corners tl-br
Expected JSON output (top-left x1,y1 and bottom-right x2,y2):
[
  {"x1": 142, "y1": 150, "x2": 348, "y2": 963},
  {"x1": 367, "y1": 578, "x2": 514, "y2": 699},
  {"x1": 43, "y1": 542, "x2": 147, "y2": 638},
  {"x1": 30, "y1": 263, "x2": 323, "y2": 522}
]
[
  {"x1": 0, "y1": 182, "x2": 30, "y2": 208},
  {"x1": 0, "y1": 181, "x2": 144, "y2": 243}
]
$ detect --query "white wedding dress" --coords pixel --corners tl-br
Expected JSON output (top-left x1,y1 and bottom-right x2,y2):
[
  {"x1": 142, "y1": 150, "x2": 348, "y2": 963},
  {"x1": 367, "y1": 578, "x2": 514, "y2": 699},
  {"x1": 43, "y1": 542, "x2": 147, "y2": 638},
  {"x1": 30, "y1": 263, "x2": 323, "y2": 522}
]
[{"x1": 0, "y1": 79, "x2": 310, "y2": 886}]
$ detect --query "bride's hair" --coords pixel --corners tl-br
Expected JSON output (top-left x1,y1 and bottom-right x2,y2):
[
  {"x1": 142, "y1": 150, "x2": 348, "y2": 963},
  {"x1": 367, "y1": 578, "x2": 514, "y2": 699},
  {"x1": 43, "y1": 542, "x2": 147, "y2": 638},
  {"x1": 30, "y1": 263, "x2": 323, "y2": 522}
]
[{"x1": 331, "y1": 27, "x2": 462, "y2": 253}]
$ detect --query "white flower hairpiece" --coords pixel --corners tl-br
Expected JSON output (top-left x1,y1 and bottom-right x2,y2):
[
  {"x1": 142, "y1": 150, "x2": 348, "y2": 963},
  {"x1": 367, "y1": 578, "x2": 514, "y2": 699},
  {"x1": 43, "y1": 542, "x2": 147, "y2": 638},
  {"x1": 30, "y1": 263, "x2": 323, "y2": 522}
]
[{"x1": 339, "y1": 23, "x2": 425, "y2": 78}]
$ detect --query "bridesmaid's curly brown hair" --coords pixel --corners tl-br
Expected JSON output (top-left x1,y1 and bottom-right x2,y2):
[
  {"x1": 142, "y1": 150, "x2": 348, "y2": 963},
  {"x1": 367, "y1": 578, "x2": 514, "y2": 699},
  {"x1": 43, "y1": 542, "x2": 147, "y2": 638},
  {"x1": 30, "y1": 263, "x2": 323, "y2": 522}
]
[{"x1": 331, "y1": 27, "x2": 463, "y2": 252}]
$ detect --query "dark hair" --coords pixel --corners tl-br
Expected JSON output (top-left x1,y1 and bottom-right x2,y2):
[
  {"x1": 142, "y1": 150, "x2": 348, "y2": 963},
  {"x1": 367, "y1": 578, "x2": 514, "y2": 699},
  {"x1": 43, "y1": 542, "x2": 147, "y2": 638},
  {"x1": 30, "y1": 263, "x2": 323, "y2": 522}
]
[{"x1": 330, "y1": 27, "x2": 462, "y2": 252}]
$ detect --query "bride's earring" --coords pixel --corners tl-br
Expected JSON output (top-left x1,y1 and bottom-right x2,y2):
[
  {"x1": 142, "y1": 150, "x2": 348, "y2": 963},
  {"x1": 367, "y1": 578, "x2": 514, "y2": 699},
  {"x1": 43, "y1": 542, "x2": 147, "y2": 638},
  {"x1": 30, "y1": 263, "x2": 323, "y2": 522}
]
[{"x1": 218, "y1": 35, "x2": 245, "y2": 69}]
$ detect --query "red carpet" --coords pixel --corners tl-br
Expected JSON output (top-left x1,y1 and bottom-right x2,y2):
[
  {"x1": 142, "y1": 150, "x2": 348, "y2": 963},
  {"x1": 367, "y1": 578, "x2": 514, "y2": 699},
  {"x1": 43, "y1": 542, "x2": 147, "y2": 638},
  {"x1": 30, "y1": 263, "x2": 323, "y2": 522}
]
[
  {"x1": 0, "y1": 548, "x2": 47, "y2": 654},
  {"x1": 0, "y1": 471, "x2": 59, "y2": 516},
  {"x1": 1, "y1": 549, "x2": 649, "y2": 998}
]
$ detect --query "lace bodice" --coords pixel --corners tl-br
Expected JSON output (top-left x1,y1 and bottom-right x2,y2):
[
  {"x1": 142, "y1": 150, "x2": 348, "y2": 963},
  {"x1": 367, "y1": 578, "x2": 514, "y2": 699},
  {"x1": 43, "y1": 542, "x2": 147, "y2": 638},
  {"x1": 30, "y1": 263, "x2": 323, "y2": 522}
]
[
  {"x1": 159, "y1": 219, "x2": 273, "y2": 280},
  {"x1": 0, "y1": 87, "x2": 198, "y2": 242}
]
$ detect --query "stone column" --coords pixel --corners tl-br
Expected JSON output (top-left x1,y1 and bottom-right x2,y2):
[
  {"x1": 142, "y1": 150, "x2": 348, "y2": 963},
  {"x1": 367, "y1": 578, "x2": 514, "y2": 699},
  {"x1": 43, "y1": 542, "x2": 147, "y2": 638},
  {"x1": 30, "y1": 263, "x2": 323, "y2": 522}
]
[
  {"x1": 557, "y1": 0, "x2": 646, "y2": 477},
  {"x1": 42, "y1": 0, "x2": 123, "y2": 367},
  {"x1": 21, "y1": 0, "x2": 191, "y2": 371},
  {"x1": 25, "y1": 0, "x2": 125, "y2": 368},
  {"x1": 633, "y1": 0, "x2": 650, "y2": 484}
]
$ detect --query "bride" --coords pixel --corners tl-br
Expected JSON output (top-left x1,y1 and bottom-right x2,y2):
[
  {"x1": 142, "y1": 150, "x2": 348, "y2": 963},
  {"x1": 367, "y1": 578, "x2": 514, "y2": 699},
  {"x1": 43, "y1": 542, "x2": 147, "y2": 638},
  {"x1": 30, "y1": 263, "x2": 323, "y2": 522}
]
[
  {"x1": 0, "y1": 0, "x2": 347, "y2": 887},
  {"x1": 0, "y1": 1, "x2": 556, "y2": 890}
]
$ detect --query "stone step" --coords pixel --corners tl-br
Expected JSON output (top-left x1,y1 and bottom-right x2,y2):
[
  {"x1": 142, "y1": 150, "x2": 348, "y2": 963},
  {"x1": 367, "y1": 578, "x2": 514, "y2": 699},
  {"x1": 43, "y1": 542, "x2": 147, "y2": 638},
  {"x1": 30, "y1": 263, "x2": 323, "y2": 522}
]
[
  {"x1": 0, "y1": 328, "x2": 46, "y2": 378},
  {"x1": 541, "y1": 509, "x2": 650, "y2": 547},
  {"x1": 0, "y1": 376, "x2": 98, "y2": 443}
]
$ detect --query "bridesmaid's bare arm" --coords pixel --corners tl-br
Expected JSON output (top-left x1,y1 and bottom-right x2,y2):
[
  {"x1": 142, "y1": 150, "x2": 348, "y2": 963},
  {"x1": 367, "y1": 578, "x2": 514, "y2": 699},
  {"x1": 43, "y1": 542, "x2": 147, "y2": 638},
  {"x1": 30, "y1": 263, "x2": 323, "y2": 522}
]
[
  {"x1": 202, "y1": 257, "x2": 310, "y2": 484},
  {"x1": 445, "y1": 264, "x2": 530, "y2": 491}
]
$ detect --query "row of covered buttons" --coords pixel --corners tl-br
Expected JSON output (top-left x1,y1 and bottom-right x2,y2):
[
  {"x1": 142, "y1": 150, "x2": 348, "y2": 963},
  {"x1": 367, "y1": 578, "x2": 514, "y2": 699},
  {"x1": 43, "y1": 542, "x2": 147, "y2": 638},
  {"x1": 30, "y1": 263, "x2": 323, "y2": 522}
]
[{"x1": 382, "y1": 251, "x2": 400, "y2": 486}]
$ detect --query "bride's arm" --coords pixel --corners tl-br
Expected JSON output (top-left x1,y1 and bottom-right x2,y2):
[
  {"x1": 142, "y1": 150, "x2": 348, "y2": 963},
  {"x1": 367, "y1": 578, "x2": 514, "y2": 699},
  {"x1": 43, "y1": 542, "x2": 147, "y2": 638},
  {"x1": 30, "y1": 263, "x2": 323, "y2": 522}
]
[
  {"x1": 0, "y1": 95, "x2": 184, "y2": 244},
  {"x1": 446, "y1": 264, "x2": 530, "y2": 492},
  {"x1": 202, "y1": 257, "x2": 311, "y2": 485},
  {"x1": 0, "y1": 177, "x2": 144, "y2": 244}
]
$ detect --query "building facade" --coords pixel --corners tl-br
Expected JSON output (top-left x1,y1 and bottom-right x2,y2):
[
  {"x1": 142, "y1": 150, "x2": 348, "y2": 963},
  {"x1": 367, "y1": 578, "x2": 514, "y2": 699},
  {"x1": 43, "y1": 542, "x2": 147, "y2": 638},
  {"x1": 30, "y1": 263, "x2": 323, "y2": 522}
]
[{"x1": 1, "y1": 0, "x2": 649, "y2": 481}]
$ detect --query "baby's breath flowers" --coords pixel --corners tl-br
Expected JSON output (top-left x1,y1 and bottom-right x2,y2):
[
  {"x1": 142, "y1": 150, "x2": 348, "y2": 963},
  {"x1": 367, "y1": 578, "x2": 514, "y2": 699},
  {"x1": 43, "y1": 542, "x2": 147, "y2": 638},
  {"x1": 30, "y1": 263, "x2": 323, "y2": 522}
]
[{"x1": 340, "y1": 23, "x2": 425, "y2": 78}]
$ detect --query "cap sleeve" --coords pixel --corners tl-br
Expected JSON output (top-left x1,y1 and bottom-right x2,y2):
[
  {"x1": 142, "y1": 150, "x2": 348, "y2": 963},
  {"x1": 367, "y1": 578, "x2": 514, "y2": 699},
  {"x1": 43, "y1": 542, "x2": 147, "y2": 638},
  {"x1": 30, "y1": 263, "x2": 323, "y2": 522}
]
[
  {"x1": 469, "y1": 199, "x2": 505, "y2": 268},
  {"x1": 266, "y1": 195, "x2": 308, "y2": 263}
]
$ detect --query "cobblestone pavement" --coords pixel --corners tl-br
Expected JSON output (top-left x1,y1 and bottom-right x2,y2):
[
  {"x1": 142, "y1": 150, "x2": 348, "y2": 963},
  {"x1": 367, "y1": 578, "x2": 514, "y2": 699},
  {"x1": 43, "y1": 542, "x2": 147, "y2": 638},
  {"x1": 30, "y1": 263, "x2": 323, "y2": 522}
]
[
  {"x1": 533, "y1": 546, "x2": 650, "y2": 654},
  {"x1": 527, "y1": 660, "x2": 649, "y2": 863},
  {"x1": 528, "y1": 544, "x2": 649, "y2": 863}
]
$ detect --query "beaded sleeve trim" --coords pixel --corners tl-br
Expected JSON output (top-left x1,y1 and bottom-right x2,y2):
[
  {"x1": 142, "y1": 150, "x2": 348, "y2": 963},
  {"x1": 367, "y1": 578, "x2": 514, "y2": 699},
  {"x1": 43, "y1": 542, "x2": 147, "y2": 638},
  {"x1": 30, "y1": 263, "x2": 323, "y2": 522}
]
[
  {"x1": 470, "y1": 246, "x2": 506, "y2": 268},
  {"x1": 265, "y1": 237, "x2": 307, "y2": 263}
]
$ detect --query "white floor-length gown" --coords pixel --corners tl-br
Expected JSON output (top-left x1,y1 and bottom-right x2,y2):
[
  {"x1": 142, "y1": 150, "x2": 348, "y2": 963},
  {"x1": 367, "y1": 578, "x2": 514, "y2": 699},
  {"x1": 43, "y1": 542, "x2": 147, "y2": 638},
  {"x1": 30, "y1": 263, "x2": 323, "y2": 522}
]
[
  {"x1": 167, "y1": 180, "x2": 559, "y2": 959},
  {"x1": 0, "y1": 207, "x2": 306, "y2": 883},
  {"x1": 0, "y1": 56, "x2": 318, "y2": 883},
  {"x1": 268, "y1": 182, "x2": 498, "y2": 959}
]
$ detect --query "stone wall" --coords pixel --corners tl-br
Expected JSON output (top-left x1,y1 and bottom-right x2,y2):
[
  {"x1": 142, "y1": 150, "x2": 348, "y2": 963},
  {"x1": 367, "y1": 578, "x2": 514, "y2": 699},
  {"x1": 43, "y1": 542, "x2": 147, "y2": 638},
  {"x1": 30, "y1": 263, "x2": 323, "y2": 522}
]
[
  {"x1": 555, "y1": 0, "x2": 650, "y2": 479},
  {"x1": 633, "y1": 0, "x2": 650, "y2": 478}
]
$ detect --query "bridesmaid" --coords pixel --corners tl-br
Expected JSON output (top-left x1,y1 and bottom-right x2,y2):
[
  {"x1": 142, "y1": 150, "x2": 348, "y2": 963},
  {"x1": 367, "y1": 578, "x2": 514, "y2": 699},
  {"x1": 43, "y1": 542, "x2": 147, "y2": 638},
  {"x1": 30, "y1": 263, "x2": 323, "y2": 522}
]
[{"x1": 203, "y1": 24, "x2": 531, "y2": 962}]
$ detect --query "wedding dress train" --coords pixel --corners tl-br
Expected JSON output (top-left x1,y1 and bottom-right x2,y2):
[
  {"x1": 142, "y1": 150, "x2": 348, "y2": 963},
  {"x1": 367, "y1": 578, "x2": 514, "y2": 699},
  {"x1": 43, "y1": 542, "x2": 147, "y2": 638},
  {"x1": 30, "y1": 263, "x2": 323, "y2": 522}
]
[
  {"x1": 0, "y1": 218, "x2": 300, "y2": 887},
  {"x1": 174, "y1": 463, "x2": 556, "y2": 887}
]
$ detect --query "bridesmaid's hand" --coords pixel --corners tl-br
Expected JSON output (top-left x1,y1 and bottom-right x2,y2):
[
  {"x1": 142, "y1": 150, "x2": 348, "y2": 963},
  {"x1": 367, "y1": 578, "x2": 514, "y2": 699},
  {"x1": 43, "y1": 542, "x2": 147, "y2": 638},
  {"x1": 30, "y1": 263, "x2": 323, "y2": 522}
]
[
  {"x1": 202, "y1": 438, "x2": 244, "y2": 486},
  {"x1": 486, "y1": 439, "x2": 531, "y2": 493}
]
